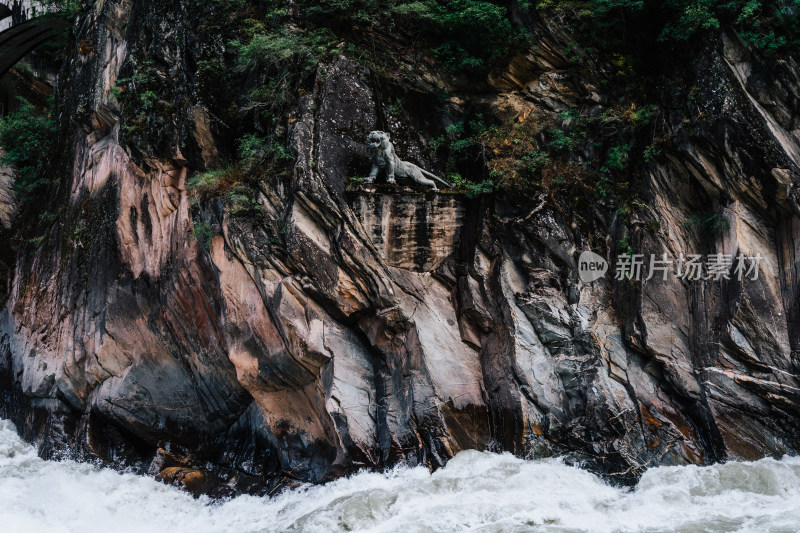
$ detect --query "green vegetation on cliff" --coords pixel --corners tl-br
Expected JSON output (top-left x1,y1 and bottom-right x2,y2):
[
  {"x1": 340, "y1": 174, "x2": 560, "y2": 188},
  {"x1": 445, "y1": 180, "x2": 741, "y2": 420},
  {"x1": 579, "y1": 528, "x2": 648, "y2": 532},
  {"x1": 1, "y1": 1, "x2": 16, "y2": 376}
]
[
  {"x1": 0, "y1": 97, "x2": 56, "y2": 206},
  {"x1": 538, "y1": 0, "x2": 800, "y2": 53},
  {"x1": 300, "y1": 0, "x2": 526, "y2": 72}
]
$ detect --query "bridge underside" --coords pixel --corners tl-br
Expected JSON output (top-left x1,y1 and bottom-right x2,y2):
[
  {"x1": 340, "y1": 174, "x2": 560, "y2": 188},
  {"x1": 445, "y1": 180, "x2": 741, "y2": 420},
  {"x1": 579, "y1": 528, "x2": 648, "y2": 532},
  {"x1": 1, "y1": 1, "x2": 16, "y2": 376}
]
[{"x1": 0, "y1": 14, "x2": 66, "y2": 80}]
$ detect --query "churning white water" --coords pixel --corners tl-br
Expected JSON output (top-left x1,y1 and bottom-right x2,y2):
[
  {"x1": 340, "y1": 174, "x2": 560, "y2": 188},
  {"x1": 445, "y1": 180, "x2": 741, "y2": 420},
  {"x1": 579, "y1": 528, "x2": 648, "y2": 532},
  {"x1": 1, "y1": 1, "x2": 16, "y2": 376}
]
[{"x1": 2, "y1": 419, "x2": 800, "y2": 533}]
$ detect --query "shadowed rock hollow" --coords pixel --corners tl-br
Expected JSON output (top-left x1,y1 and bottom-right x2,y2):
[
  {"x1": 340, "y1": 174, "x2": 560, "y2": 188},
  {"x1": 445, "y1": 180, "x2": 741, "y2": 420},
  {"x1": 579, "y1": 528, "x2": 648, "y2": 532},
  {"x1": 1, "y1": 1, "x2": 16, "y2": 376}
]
[{"x1": 0, "y1": 0, "x2": 799, "y2": 496}]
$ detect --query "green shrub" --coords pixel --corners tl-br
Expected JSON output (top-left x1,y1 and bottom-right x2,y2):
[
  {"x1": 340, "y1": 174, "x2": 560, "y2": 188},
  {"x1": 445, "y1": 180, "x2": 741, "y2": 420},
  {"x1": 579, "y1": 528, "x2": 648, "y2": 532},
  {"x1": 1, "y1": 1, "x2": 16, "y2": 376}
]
[
  {"x1": 188, "y1": 133, "x2": 294, "y2": 201},
  {"x1": 481, "y1": 119, "x2": 556, "y2": 193},
  {"x1": 660, "y1": 2, "x2": 721, "y2": 41},
  {"x1": 424, "y1": 0, "x2": 523, "y2": 72},
  {"x1": 522, "y1": 150, "x2": 551, "y2": 172},
  {"x1": 627, "y1": 104, "x2": 658, "y2": 124},
  {"x1": 231, "y1": 27, "x2": 336, "y2": 115},
  {"x1": 347, "y1": 176, "x2": 365, "y2": 189},
  {"x1": 684, "y1": 213, "x2": 730, "y2": 237},
  {"x1": 14, "y1": 62, "x2": 33, "y2": 77},
  {"x1": 547, "y1": 128, "x2": 582, "y2": 151},
  {"x1": 116, "y1": 59, "x2": 173, "y2": 145},
  {"x1": 139, "y1": 90, "x2": 159, "y2": 111},
  {"x1": 605, "y1": 144, "x2": 631, "y2": 171},
  {"x1": 540, "y1": 0, "x2": 800, "y2": 54},
  {"x1": 740, "y1": 29, "x2": 788, "y2": 53},
  {"x1": 643, "y1": 144, "x2": 661, "y2": 162},
  {"x1": 645, "y1": 219, "x2": 662, "y2": 233},
  {"x1": 192, "y1": 221, "x2": 215, "y2": 250},
  {"x1": 298, "y1": 0, "x2": 526, "y2": 73},
  {"x1": 233, "y1": 32, "x2": 317, "y2": 73},
  {"x1": 0, "y1": 97, "x2": 56, "y2": 204},
  {"x1": 237, "y1": 134, "x2": 293, "y2": 165},
  {"x1": 465, "y1": 179, "x2": 495, "y2": 198},
  {"x1": 187, "y1": 169, "x2": 229, "y2": 195},
  {"x1": 227, "y1": 185, "x2": 262, "y2": 215},
  {"x1": 450, "y1": 173, "x2": 494, "y2": 198}
]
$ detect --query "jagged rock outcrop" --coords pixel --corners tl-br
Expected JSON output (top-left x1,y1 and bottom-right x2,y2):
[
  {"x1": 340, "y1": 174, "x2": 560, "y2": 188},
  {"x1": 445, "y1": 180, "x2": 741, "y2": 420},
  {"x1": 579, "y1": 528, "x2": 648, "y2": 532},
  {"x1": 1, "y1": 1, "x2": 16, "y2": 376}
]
[{"x1": 1, "y1": 0, "x2": 799, "y2": 495}]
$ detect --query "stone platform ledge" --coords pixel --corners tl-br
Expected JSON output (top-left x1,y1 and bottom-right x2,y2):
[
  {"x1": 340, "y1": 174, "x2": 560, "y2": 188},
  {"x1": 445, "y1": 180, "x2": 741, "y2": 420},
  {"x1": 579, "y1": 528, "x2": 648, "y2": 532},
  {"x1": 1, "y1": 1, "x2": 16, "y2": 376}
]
[{"x1": 346, "y1": 187, "x2": 468, "y2": 272}]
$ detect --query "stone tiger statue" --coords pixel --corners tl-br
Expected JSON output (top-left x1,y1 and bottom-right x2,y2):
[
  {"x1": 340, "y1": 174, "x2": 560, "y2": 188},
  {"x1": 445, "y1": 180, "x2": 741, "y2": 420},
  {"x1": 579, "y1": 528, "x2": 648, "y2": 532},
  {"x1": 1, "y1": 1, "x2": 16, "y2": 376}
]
[{"x1": 364, "y1": 131, "x2": 451, "y2": 191}]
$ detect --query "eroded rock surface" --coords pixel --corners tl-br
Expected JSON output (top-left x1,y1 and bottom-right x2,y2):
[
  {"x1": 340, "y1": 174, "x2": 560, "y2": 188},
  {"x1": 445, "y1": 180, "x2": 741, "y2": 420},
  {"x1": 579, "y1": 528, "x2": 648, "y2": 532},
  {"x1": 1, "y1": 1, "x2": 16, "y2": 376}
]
[
  {"x1": 0, "y1": 0, "x2": 799, "y2": 495},
  {"x1": 349, "y1": 190, "x2": 465, "y2": 272}
]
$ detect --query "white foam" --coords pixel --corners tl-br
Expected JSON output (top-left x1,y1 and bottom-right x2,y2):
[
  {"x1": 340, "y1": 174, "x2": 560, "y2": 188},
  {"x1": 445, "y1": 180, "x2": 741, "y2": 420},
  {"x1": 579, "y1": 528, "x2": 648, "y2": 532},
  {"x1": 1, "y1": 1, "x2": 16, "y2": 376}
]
[{"x1": 1, "y1": 419, "x2": 799, "y2": 532}]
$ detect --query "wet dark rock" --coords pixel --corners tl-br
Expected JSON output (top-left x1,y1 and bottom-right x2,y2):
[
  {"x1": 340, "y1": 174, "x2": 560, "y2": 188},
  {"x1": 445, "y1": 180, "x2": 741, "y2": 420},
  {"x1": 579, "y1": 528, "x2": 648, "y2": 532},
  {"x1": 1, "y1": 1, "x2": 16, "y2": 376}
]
[{"x1": 0, "y1": 0, "x2": 799, "y2": 495}]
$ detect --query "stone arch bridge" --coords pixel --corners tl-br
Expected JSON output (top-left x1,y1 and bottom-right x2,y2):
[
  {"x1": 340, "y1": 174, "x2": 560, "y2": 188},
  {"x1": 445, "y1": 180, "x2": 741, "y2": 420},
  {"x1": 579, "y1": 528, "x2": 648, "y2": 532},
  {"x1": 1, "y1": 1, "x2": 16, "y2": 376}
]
[{"x1": 0, "y1": 1, "x2": 66, "y2": 80}]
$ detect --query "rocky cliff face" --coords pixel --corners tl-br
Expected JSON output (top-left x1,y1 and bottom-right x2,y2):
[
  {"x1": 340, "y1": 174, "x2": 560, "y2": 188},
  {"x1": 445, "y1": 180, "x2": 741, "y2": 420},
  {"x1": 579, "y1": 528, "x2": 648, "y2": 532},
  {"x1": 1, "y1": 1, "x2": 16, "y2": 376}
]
[{"x1": 1, "y1": 0, "x2": 799, "y2": 495}]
